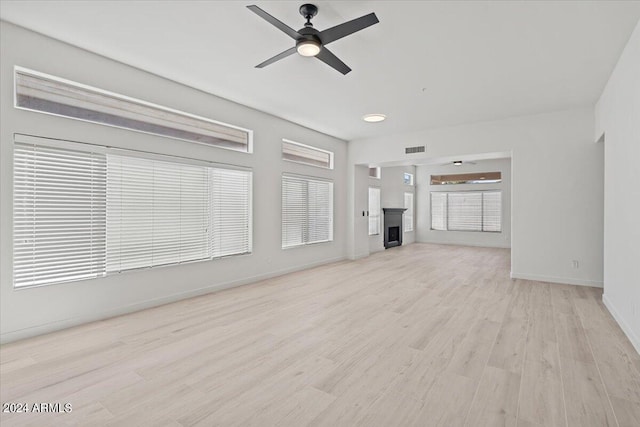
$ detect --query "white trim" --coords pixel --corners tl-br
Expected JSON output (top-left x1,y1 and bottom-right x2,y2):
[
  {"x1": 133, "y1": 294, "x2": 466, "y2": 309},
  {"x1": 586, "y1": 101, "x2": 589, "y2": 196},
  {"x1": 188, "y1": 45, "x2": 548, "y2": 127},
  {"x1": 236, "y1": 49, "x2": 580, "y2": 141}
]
[
  {"x1": 14, "y1": 66, "x2": 254, "y2": 153},
  {"x1": 0, "y1": 255, "x2": 347, "y2": 344},
  {"x1": 603, "y1": 294, "x2": 640, "y2": 355},
  {"x1": 510, "y1": 271, "x2": 603, "y2": 288}
]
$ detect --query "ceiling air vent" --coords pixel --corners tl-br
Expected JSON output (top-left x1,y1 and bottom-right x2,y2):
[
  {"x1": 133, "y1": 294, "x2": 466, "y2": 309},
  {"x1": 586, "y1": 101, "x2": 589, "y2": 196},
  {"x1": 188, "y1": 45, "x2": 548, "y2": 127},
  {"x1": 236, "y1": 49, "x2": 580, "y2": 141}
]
[{"x1": 405, "y1": 145, "x2": 426, "y2": 154}]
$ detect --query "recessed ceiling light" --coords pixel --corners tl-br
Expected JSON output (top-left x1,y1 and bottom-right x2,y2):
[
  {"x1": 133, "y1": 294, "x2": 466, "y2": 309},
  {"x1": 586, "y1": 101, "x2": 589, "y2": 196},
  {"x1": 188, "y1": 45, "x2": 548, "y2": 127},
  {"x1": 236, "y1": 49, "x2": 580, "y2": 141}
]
[
  {"x1": 453, "y1": 160, "x2": 463, "y2": 166},
  {"x1": 363, "y1": 114, "x2": 386, "y2": 123}
]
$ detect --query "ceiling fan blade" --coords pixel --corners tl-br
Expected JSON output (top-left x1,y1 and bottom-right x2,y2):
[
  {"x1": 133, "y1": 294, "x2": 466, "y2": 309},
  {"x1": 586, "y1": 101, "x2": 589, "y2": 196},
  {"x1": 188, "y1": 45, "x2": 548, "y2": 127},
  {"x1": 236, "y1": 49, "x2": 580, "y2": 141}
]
[
  {"x1": 319, "y1": 12, "x2": 379, "y2": 45},
  {"x1": 255, "y1": 47, "x2": 297, "y2": 68},
  {"x1": 316, "y1": 47, "x2": 352, "y2": 75},
  {"x1": 247, "y1": 5, "x2": 301, "y2": 40}
]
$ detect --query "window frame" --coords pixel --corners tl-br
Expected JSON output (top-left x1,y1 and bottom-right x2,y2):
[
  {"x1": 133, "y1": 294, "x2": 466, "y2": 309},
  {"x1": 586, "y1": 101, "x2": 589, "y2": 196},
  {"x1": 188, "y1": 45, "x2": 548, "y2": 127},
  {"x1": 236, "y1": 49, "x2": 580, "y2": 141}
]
[
  {"x1": 12, "y1": 134, "x2": 253, "y2": 289},
  {"x1": 281, "y1": 173, "x2": 334, "y2": 249},
  {"x1": 282, "y1": 139, "x2": 334, "y2": 170},
  {"x1": 369, "y1": 167, "x2": 381, "y2": 179},
  {"x1": 403, "y1": 172, "x2": 414, "y2": 186},
  {"x1": 14, "y1": 66, "x2": 253, "y2": 153},
  {"x1": 368, "y1": 187, "x2": 381, "y2": 236},
  {"x1": 430, "y1": 190, "x2": 502, "y2": 233},
  {"x1": 404, "y1": 192, "x2": 414, "y2": 232}
]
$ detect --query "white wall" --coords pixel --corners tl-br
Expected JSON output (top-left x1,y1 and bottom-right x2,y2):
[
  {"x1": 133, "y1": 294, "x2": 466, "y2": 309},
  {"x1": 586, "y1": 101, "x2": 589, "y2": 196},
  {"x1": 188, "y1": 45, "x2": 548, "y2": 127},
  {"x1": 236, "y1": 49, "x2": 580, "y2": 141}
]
[
  {"x1": 0, "y1": 21, "x2": 348, "y2": 343},
  {"x1": 348, "y1": 107, "x2": 604, "y2": 287},
  {"x1": 416, "y1": 158, "x2": 511, "y2": 248},
  {"x1": 595, "y1": 21, "x2": 640, "y2": 353},
  {"x1": 368, "y1": 166, "x2": 416, "y2": 253}
]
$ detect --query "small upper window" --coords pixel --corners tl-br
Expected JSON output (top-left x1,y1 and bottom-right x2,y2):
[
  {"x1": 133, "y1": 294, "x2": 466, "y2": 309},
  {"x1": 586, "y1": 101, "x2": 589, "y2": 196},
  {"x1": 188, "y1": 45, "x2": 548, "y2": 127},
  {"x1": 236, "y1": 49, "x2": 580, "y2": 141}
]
[
  {"x1": 404, "y1": 172, "x2": 414, "y2": 185},
  {"x1": 15, "y1": 67, "x2": 252, "y2": 153},
  {"x1": 282, "y1": 139, "x2": 333, "y2": 169},
  {"x1": 369, "y1": 167, "x2": 381, "y2": 179},
  {"x1": 431, "y1": 172, "x2": 501, "y2": 185}
]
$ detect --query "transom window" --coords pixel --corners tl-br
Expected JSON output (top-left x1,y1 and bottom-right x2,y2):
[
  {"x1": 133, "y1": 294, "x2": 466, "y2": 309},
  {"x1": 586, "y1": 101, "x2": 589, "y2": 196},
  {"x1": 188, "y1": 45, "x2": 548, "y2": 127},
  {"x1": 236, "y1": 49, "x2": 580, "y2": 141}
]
[
  {"x1": 15, "y1": 67, "x2": 252, "y2": 152},
  {"x1": 282, "y1": 139, "x2": 333, "y2": 169}
]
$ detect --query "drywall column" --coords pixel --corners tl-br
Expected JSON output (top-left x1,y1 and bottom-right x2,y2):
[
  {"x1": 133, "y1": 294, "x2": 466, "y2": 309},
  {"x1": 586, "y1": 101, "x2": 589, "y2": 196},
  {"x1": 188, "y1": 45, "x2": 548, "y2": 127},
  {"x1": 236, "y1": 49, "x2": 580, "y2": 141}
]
[{"x1": 595, "y1": 20, "x2": 640, "y2": 353}]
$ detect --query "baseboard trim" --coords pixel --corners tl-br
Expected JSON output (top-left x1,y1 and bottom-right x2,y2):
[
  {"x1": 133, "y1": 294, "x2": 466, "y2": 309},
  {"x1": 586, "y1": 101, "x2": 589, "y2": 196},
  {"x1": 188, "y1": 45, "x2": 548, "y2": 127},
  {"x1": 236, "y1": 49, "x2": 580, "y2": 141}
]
[
  {"x1": 417, "y1": 240, "x2": 511, "y2": 249},
  {"x1": 510, "y1": 272, "x2": 603, "y2": 288},
  {"x1": 602, "y1": 294, "x2": 640, "y2": 356},
  {"x1": 0, "y1": 255, "x2": 347, "y2": 344}
]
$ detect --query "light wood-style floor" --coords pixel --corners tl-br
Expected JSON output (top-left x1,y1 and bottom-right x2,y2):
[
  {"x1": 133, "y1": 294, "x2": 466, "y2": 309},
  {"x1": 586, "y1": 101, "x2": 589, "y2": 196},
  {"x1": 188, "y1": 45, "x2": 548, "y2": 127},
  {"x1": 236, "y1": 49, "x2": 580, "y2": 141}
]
[{"x1": 1, "y1": 243, "x2": 639, "y2": 427}]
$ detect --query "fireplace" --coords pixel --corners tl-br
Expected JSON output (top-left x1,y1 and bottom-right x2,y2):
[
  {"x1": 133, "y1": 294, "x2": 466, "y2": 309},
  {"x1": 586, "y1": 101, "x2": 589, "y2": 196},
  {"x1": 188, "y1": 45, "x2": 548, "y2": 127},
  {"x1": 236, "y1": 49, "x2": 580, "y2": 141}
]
[{"x1": 383, "y1": 208, "x2": 407, "y2": 249}]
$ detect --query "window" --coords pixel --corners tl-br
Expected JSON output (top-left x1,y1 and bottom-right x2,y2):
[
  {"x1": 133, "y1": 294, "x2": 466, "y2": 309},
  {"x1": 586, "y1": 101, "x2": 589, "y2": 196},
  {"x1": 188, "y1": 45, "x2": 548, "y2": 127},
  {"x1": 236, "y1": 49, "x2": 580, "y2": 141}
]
[
  {"x1": 282, "y1": 139, "x2": 333, "y2": 169},
  {"x1": 431, "y1": 172, "x2": 501, "y2": 185},
  {"x1": 368, "y1": 187, "x2": 381, "y2": 235},
  {"x1": 282, "y1": 175, "x2": 333, "y2": 248},
  {"x1": 404, "y1": 193, "x2": 414, "y2": 232},
  {"x1": 430, "y1": 191, "x2": 501, "y2": 232},
  {"x1": 369, "y1": 167, "x2": 381, "y2": 179},
  {"x1": 13, "y1": 135, "x2": 252, "y2": 288},
  {"x1": 15, "y1": 67, "x2": 252, "y2": 152},
  {"x1": 403, "y1": 172, "x2": 414, "y2": 185}
]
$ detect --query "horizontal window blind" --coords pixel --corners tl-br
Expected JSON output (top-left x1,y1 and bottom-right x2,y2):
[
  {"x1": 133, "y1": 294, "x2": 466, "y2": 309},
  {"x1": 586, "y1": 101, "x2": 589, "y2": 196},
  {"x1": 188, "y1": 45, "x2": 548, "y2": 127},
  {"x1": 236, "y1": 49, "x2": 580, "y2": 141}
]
[
  {"x1": 448, "y1": 192, "x2": 482, "y2": 231},
  {"x1": 368, "y1": 187, "x2": 381, "y2": 235},
  {"x1": 430, "y1": 192, "x2": 447, "y2": 231},
  {"x1": 282, "y1": 140, "x2": 333, "y2": 169},
  {"x1": 404, "y1": 192, "x2": 414, "y2": 232},
  {"x1": 13, "y1": 135, "x2": 252, "y2": 288},
  {"x1": 14, "y1": 142, "x2": 107, "y2": 287},
  {"x1": 210, "y1": 168, "x2": 252, "y2": 258},
  {"x1": 15, "y1": 68, "x2": 251, "y2": 152},
  {"x1": 430, "y1": 191, "x2": 501, "y2": 233},
  {"x1": 282, "y1": 175, "x2": 333, "y2": 248}
]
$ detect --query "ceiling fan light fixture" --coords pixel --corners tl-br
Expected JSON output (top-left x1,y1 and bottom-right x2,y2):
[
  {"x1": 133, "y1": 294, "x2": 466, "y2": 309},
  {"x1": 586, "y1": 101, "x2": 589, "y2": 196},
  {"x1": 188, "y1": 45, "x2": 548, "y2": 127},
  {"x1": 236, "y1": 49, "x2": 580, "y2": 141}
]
[
  {"x1": 453, "y1": 160, "x2": 463, "y2": 166},
  {"x1": 296, "y1": 39, "x2": 321, "y2": 57},
  {"x1": 363, "y1": 114, "x2": 386, "y2": 123}
]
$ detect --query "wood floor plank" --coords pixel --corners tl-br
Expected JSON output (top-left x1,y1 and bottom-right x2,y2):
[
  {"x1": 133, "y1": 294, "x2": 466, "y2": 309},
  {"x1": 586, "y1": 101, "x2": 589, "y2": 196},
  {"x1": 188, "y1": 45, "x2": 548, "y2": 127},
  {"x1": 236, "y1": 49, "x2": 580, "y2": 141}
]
[
  {"x1": 0, "y1": 243, "x2": 636, "y2": 427},
  {"x1": 560, "y1": 357, "x2": 618, "y2": 427},
  {"x1": 464, "y1": 366, "x2": 521, "y2": 427}
]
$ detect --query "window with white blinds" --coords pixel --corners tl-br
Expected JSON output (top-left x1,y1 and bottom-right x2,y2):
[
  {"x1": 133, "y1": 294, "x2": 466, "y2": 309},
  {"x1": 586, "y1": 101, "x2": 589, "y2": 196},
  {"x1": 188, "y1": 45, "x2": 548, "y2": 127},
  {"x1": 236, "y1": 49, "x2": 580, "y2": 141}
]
[
  {"x1": 15, "y1": 67, "x2": 252, "y2": 152},
  {"x1": 13, "y1": 142, "x2": 107, "y2": 287},
  {"x1": 430, "y1": 191, "x2": 501, "y2": 232},
  {"x1": 13, "y1": 135, "x2": 252, "y2": 288},
  {"x1": 404, "y1": 192, "x2": 414, "y2": 232},
  {"x1": 282, "y1": 175, "x2": 333, "y2": 248},
  {"x1": 368, "y1": 187, "x2": 381, "y2": 235}
]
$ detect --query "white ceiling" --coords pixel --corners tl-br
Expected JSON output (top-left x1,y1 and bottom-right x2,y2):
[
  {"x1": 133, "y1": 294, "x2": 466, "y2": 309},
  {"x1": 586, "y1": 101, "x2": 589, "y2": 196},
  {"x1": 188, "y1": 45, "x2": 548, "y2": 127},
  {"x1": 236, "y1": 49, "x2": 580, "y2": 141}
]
[{"x1": 1, "y1": 1, "x2": 639, "y2": 141}]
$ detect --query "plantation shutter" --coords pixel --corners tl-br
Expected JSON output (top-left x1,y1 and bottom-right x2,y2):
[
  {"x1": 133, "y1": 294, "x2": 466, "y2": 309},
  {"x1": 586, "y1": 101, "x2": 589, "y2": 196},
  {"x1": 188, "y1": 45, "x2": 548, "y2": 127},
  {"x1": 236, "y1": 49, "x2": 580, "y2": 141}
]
[
  {"x1": 282, "y1": 175, "x2": 333, "y2": 248},
  {"x1": 431, "y1": 192, "x2": 447, "y2": 231},
  {"x1": 404, "y1": 192, "x2": 414, "y2": 232},
  {"x1": 368, "y1": 187, "x2": 381, "y2": 235},
  {"x1": 13, "y1": 141, "x2": 107, "y2": 287}
]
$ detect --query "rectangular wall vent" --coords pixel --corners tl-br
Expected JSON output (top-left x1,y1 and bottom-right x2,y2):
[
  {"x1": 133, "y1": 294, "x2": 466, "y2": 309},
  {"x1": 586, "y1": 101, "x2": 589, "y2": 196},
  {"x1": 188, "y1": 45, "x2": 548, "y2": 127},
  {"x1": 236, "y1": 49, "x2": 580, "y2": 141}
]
[{"x1": 405, "y1": 145, "x2": 426, "y2": 154}]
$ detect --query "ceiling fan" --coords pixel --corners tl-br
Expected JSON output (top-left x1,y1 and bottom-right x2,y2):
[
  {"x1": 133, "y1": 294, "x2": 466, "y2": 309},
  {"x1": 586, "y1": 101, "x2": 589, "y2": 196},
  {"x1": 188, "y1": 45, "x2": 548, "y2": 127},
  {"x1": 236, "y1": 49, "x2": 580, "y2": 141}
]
[
  {"x1": 452, "y1": 160, "x2": 477, "y2": 166},
  {"x1": 247, "y1": 3, "x2": 379, "y2": 75}
]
